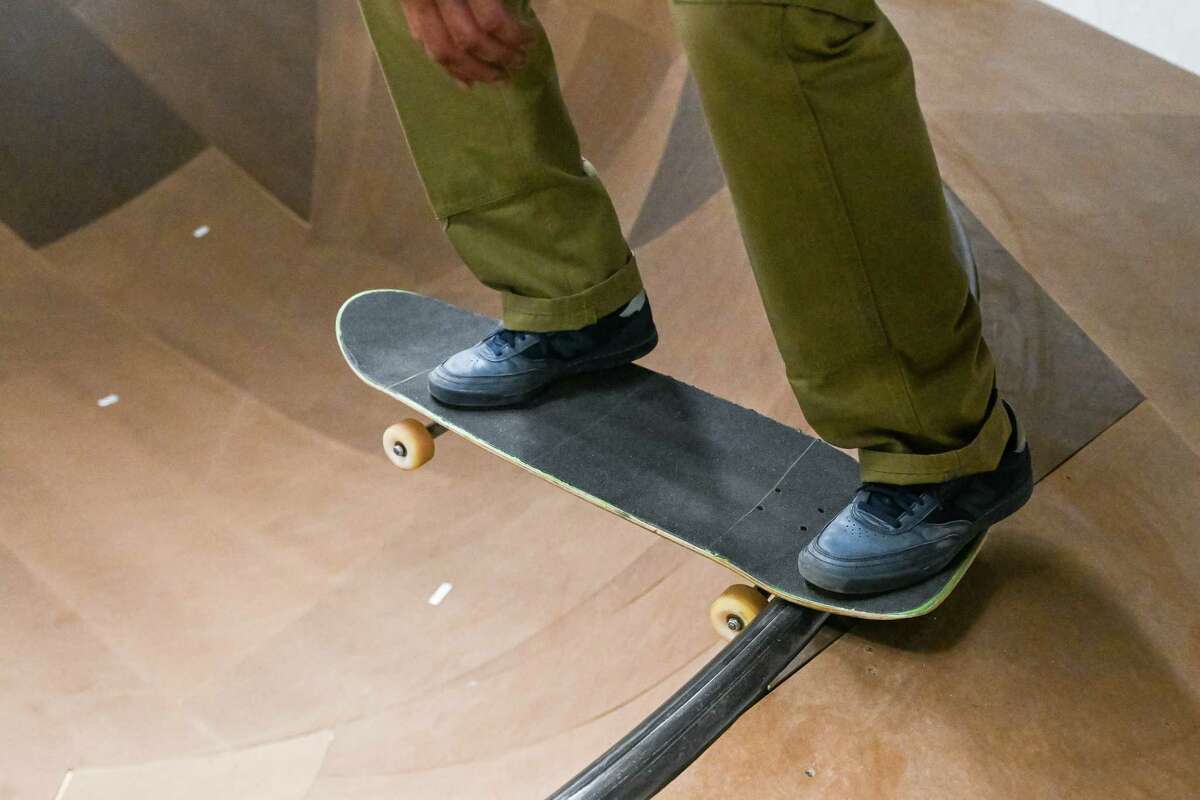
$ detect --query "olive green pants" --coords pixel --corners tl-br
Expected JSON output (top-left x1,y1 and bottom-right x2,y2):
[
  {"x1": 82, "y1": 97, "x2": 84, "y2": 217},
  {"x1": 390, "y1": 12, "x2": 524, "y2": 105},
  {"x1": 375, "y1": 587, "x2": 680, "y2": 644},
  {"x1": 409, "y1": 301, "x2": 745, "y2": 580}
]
[{"x1": 358, "y1": 0, "x2": 1011, "y2": 484}]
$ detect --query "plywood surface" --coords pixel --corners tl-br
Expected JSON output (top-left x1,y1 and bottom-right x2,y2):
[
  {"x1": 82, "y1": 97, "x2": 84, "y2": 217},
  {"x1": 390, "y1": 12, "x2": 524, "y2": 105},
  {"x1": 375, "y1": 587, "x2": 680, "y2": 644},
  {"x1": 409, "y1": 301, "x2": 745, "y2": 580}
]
[{"x1": 4, "y1": 0, "x2": 1200, "y2": 797}]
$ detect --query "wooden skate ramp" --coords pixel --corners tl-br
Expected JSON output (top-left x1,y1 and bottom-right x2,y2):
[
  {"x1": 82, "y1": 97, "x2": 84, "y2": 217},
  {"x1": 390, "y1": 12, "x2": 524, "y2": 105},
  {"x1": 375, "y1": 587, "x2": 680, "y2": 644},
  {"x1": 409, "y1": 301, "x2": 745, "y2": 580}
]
[{"x1": 2, "y1": 1, "x2": 1199, "y2": 798}]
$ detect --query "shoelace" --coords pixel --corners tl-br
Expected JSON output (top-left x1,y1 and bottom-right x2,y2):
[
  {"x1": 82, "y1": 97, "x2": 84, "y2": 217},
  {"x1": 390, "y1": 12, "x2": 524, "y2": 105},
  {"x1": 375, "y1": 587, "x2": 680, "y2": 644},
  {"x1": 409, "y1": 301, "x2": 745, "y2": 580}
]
[
  {"x1": 483, "y1": 328, "x2": 525, "y2": 357},
  {"x1": 859, "y1": 482, "x2": 934, "y2": 524}
]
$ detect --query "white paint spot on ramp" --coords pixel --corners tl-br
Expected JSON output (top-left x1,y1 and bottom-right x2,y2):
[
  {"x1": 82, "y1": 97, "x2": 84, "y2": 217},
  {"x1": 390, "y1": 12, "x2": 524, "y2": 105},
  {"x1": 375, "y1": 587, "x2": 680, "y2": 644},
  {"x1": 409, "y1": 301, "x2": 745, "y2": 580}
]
[
  {"x1": 193, "y1": 225, "x2": 211, "y2": 238},
  {"x1": 428, "y1": 582, "x2": 453, "y2": 606},
  {"x1": 53, "y1": 770, "x2": 73, "y2": 800},
  {"x1": 97, "y1": 394, "x2": 120, "y2": 408}
]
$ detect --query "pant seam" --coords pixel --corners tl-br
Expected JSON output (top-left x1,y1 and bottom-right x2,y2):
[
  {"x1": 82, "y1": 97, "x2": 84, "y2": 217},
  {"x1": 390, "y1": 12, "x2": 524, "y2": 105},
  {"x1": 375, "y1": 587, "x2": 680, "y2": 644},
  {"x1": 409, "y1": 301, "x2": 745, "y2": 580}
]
[
  {"x1": 499, "y1": 13, "x2": 579, "y2": 298},
  {"x1": 780, "y1": 7, "x2": 935, "y2": 459}
]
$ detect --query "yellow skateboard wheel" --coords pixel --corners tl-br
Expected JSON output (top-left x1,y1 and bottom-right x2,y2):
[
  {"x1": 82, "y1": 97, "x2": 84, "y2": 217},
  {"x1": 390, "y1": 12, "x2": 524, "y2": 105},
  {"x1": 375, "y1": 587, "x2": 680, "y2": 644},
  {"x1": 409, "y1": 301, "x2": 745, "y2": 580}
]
[
  {"x1": 709, "y1": 584, "x2": 769, "y2": 641},
  {"x1": 382, "y1": 419, "x2": 435, "y2": 470}
]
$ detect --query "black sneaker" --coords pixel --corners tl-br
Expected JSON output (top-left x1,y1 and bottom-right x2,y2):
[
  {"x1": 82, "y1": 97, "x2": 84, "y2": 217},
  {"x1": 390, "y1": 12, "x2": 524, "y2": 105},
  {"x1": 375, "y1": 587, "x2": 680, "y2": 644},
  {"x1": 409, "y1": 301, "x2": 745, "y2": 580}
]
[
  {"x1": 427, "y1": 292, "x2": 658, "y2": 407},
  {"x1": 797, "y1": 401, "x2": 1033, "y2": 595}
]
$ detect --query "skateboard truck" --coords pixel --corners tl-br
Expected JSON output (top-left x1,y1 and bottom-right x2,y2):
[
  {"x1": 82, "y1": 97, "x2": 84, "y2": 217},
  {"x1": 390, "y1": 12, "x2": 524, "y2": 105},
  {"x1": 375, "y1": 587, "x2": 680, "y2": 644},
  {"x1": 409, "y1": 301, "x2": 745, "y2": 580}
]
[{"x1": 382, "y1": 419, "x2": 447, "y2": 470}]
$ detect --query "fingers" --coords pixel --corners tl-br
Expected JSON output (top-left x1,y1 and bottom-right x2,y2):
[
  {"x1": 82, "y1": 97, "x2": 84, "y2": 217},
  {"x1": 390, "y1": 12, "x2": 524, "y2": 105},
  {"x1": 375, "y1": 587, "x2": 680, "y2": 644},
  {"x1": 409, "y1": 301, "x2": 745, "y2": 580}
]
[
  {"x1": 406, "y1": 0, "x2": 499, "y2": 85},
  {"x1": 442, "y1": 0, "x2": 529, "y2": 70},
  {"x1": 399, "y1": 0, "x2": 428, "y2": 40},
  {"x1": 404, "y1": 0, "x2": 533, "y2": 88},
  {"x1": 467, "y1": 0, "x2": 534, "y2": 51}
]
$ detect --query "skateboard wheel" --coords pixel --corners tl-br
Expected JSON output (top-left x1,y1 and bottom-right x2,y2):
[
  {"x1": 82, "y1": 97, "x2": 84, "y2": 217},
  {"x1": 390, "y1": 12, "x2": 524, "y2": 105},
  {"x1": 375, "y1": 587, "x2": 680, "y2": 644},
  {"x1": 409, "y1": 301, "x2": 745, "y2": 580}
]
[
  {"x1": 382, "y1": 419, "x2": 435, "y2": 470},
  {"x1": 709, "y1": 584, "x2": 769, "y2": 642}
]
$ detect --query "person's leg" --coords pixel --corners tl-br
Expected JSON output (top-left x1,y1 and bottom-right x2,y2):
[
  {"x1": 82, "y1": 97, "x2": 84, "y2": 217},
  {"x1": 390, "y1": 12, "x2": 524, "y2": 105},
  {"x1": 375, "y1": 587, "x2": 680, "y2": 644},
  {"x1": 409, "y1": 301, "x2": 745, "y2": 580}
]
[
  {"x1": 359, "y1": 0, "x2": 657, "y2": 407},
  {"x1": 672, "y1": 0, "x2": 1031, "y2": 593},
  {"x1": 671, "y1": 0, "x2": 1009, "y2": 486},
  {"x1": 358, "y1": 0, "x2": 641, "y2": 332}
]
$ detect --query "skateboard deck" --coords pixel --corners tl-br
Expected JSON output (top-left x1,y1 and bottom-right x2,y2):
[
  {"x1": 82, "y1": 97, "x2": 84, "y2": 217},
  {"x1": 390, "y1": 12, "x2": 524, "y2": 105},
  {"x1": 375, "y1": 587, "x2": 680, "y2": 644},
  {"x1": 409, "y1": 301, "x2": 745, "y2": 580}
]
[{"x1": 336, "y1": 289, "x2": 987, "y2": 620}]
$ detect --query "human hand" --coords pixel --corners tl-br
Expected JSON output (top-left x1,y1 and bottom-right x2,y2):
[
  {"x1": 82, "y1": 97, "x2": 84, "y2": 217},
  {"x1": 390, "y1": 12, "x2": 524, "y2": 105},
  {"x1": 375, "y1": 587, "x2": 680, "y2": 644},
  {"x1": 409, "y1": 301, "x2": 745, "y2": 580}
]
[{"x1": 400, "y1": 0, "x2": 534, "y2": 88}]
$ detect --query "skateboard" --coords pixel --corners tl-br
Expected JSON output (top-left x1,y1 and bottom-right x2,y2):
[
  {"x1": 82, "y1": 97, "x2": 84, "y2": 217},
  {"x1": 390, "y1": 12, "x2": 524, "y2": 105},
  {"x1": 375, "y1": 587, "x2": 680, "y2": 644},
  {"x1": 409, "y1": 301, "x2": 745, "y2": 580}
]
[{"x1": 336, "y1": 287, "x2": 989, "y2": 638}]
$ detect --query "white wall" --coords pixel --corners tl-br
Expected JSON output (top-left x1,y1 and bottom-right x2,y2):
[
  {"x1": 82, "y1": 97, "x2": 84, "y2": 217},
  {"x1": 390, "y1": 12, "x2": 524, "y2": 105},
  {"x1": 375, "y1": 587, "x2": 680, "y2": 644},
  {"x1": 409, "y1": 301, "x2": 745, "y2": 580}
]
[{"x1": 1037, "y1": 0, "x2": 1200, "y2": 76}]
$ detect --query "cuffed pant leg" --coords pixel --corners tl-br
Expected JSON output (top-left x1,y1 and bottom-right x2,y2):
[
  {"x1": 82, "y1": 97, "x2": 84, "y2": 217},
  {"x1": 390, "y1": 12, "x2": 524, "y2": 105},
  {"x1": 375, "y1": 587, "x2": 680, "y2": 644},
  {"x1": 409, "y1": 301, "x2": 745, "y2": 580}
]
[
  {"x1": 359, "y1": 0, "x2": 641, "y2": 331},
  {"x1": 672, "y1": 0, "x2": 1008, "y2": 483}
]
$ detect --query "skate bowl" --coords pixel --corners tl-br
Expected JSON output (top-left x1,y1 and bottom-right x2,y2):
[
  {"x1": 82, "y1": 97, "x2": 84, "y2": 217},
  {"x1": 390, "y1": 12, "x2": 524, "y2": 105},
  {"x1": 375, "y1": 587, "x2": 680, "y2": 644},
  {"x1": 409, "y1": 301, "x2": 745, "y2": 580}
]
[{"x1": 3, "y1": 1, "x2": 1200, "y2": 797}]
